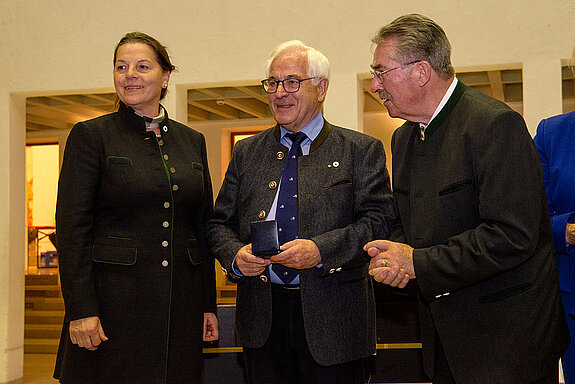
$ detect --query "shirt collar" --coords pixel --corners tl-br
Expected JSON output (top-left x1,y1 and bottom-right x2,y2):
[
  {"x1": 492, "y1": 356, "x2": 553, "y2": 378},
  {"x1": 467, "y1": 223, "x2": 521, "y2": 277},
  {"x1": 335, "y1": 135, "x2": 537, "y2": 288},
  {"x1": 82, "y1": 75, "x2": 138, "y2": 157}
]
[
  {"x1": 280, "y1": 113, "x2": 324, "y2": 142},
  {"x1": 135, "y1": 106, "x2": 165, "y2": 125},
  {"x1": 420, "y1": 77, "x2": 458, "y2": 129},
  {"x1": 134, "y1": 106, "x2": 167, "y2": 136}
]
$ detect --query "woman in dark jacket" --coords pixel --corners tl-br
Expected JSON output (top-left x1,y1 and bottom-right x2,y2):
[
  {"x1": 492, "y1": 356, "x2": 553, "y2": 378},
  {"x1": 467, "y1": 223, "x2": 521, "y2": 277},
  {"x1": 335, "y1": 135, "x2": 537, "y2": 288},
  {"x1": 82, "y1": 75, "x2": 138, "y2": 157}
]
[{"x1": 53, "y1": 32, "x2": 218, "y2": 384}]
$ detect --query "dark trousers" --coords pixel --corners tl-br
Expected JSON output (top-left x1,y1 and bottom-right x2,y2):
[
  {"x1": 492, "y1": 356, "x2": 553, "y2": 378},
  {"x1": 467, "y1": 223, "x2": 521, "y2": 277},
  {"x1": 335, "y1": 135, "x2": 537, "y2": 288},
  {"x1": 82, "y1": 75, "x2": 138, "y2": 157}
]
[
  {"x1": 433, "y1": 333, "x2": 559, "y2": 384},
  {"x1": 243, "y1": 284, "x2": 369, "y2": 384},
  {"x1": 432, "y1": 334, "x2": 456, "y2": 384}
]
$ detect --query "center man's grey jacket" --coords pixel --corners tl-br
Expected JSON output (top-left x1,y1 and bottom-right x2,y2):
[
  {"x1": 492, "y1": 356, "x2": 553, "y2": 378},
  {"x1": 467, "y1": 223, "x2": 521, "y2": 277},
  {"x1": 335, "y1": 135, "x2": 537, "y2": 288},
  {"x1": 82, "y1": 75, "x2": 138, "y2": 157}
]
[{"x1": 207, "y1": 121, "x2": 394, "y2": 366}]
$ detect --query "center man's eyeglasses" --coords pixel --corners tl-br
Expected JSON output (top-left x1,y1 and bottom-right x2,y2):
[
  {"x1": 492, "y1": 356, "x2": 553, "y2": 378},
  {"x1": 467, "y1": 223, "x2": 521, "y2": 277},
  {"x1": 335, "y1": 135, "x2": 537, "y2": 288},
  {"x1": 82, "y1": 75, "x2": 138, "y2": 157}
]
[{"x1": 261, "y1": 77, "x2": 316, "y2": 94}]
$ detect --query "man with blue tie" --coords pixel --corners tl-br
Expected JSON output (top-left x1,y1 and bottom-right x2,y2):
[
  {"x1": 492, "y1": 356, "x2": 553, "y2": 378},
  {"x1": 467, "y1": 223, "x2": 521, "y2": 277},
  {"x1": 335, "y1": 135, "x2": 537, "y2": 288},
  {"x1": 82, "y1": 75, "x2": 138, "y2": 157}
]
[{"x1": 207, "y1": 40, "x2": 394, "y2": 384}]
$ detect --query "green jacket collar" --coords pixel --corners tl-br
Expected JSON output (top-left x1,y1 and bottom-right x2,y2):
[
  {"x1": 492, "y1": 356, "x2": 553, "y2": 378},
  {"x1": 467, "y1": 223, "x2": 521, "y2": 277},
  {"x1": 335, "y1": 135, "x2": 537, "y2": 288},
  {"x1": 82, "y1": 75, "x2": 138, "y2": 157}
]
[{"x1": 420, "y1": 80, "x2": 466, "y2": 139}]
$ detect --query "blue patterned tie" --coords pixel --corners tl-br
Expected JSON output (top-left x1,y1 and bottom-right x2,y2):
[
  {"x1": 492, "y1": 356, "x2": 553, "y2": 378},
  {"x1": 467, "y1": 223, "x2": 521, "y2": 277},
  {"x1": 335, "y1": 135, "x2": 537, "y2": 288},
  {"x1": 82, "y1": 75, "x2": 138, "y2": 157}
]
[{"x1": 273, "y1": 132, "x2": 307, "y2": 284}]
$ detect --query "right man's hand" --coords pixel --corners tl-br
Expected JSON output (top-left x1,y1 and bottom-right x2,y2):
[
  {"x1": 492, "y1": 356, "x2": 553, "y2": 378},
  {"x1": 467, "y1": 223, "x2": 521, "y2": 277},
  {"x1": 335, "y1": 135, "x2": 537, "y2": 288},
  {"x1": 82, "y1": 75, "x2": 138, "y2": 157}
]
[
  {"x1": 364, "y1": 240, "x2": 412, "y2": 288},
  {"x1": 69, "y1": 315, "x2": 108, "y2": 351}
]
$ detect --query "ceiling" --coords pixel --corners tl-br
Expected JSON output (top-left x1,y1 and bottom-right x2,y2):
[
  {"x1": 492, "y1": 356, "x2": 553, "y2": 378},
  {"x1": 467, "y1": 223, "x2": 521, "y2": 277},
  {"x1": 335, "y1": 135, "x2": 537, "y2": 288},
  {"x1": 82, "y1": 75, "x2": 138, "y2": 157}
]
[
  {"x1": 187, "y1": 85, "x2": 272, "y2": 122},
  {"x1": 26, "y1": 94, "x2": 117, "y2": 132},
  {"x1": 25, "y1": 67, "x2": 575, "y2": 132}
]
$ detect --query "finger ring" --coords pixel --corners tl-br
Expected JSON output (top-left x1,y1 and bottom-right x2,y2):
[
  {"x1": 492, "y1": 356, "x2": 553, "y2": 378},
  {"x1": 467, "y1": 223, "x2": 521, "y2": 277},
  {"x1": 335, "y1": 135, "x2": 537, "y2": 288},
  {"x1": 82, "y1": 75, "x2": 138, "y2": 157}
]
[{"x1": 381, "y1": 260, "x2": 387, "y2": 268}]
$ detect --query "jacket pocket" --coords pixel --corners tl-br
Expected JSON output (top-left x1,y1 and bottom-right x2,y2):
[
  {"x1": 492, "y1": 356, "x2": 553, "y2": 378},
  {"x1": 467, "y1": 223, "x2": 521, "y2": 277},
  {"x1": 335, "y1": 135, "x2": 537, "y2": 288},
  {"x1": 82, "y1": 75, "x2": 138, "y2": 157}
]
[
  {"x1": 439, "y1": 179, "x2": 472, "y2": 196},
  {"x1": 105, "y1": 156, "x2": 134, "y2": 185},
  {"x1": 394, "y1": 187, "x2": 409, "y2": 196},
  {"x1": 479, "y1": 282, "x2": 533, "y2": 303},
  {"x1": 323, "y1": 178, "x2": 352, "y2": 191},
  {"x1": 92, "y1": 244, "x2": 137, "y2": 266},
  {"x1": 106, "y1": 156, "x2": 133, "y2": 166},
  {"x1": 187, "y1": 238, "x2": 203, "y2": 266}
]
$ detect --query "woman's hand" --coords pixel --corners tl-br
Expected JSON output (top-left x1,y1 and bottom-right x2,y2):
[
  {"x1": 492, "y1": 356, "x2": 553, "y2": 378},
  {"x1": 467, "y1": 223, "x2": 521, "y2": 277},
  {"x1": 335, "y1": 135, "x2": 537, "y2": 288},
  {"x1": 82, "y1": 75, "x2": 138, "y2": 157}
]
[
  {"x1": 69, "y1": 316, "x2": 108, "y2": 351},
  {"x1": 203, "y1": 312, "x2": 219, "y2": 342}
]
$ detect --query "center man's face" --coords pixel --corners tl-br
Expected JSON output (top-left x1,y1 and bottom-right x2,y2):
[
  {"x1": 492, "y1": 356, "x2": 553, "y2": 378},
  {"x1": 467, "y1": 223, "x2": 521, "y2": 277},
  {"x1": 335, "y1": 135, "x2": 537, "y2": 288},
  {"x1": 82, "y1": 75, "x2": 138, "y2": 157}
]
[{"x1": 267, "y1": 50, "x2": 326, "y2": 133}]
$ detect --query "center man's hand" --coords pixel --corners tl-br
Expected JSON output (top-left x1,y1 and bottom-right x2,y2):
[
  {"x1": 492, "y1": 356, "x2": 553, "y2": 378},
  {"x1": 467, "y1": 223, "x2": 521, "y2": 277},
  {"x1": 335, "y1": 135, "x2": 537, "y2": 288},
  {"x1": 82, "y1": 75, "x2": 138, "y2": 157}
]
[
  {"x1": 270, "y1": 239, "x2": 321, "y2": 269},
  {"x1": 235, "y1": 243, "x2": 271, "y2": 276}
]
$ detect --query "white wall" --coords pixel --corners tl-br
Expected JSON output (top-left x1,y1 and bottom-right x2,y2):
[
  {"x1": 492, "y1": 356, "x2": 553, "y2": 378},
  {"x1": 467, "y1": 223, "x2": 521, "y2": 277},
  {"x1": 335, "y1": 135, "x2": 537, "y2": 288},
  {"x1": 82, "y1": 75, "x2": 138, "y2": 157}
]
[{"x1": 2, "y1": 0, "x2": 575, "y2": 381}]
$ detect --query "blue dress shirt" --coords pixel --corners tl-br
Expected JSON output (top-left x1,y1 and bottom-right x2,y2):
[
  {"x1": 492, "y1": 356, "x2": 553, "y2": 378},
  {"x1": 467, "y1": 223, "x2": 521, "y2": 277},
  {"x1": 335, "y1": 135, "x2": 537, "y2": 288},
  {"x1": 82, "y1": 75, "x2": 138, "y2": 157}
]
[{"x1": 232, "y1": 113, "x2": 324, "y2": 283}]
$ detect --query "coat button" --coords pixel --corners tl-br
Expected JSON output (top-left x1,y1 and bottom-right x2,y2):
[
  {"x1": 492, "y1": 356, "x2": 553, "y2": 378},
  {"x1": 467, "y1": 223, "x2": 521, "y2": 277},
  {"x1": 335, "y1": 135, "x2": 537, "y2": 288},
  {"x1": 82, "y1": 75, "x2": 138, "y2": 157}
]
[
  {"x1": 162, "y1": 240, "x2": 169, "y2": 247},
  {"x1": 164, "y1": 202, "x2": 170, "y2": 208},
  {"x1": 258, "y1": 210, "x2": 266, "y2": 219},
  {"x1": 259, "y1": 275, "x2": 268, "y2": 283},
  {"x1": 328, "y1": 268, "x2": 335, "y2": 274},
  {"x1": 170, "y1": 167, "x2": 176, "y2": 174},
  {"x1": 158, "y1": 139, "x2": 164, "y2": 146},
  {"x1": 162, "y1": 260, "x2": 169, "y2": 267},
  {"x1": 163, "y1": 154, "x2": 169, "y2": 160},
  {"x1": 269, "y1": 181, "x2": 277, "y2": 189},
  {"x1": 277, "y1": 151, "x2": 284, "y2": 160},
  {"x1": 172, "y1": 185, "x2": 179, "y2": 191},
  {"x1": 336, "y1": 267, "x2": 342, "y2": 272},
  {"x1": 162, "y1": 221, "x2": 169, "y2": 228}
]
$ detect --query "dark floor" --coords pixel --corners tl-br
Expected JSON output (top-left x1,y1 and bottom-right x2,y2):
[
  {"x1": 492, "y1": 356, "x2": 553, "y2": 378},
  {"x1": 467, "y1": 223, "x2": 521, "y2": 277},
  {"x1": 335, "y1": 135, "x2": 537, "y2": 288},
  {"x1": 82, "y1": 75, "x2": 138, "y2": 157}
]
[{"x1": 22, "y1": 353, "x2": 565, "y2": 384}]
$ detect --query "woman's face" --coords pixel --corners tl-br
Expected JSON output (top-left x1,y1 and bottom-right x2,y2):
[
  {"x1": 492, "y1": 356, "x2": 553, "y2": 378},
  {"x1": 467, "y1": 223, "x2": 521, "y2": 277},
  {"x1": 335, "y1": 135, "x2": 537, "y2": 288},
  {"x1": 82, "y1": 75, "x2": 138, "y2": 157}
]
[{"x1": 113, "y1": 42, "x2": 170, "y2": 117}]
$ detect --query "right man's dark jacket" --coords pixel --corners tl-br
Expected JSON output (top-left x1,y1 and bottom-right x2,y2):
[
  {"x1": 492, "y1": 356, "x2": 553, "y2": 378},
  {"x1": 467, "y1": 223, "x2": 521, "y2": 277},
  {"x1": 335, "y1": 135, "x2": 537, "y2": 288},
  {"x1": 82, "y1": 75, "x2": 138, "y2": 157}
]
[{"x1": 391, "y1": 81, "x2": 569, "y2": 384}]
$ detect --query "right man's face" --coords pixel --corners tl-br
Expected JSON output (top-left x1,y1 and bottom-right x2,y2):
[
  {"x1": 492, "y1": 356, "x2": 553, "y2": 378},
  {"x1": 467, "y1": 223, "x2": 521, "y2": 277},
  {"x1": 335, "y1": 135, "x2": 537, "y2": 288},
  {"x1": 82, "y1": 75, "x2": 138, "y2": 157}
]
[{"x1": 371, "y1": 42, "x2": 417, "y2": 121}]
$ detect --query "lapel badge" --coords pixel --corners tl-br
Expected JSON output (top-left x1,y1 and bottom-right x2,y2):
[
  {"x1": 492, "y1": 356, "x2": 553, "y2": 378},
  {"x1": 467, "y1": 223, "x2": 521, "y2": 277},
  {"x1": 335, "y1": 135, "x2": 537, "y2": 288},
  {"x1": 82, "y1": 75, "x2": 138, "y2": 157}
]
[
  {"x1": 277, "y1": 151, "x2": 284, "y2": 160},
  {"x1": 328, "y1": 161, "x2": 340, "y2": 168}
]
